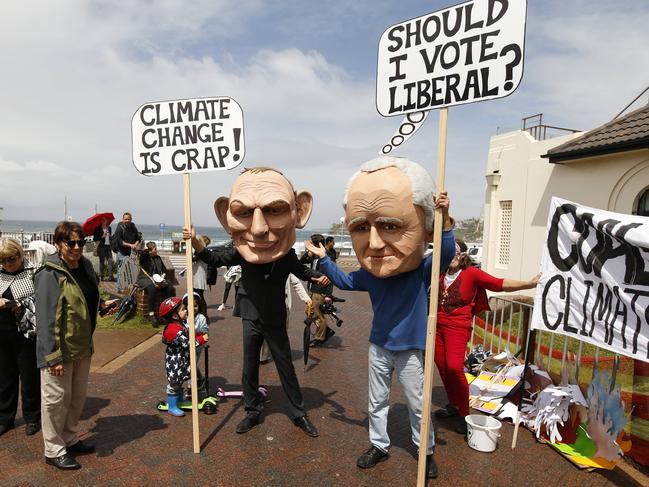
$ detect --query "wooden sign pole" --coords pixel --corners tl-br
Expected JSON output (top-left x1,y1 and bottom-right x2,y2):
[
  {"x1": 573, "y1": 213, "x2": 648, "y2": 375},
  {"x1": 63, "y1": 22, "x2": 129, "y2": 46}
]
[
  {"x1": 183, "y1": 173, "x2": 201, "y2": 453},
  {"x1": 417, "y1": 107, "x2": 448, "y2": 486},
  {"x1": 511, "y1": 328, "x2": 536, "y2": 449}
]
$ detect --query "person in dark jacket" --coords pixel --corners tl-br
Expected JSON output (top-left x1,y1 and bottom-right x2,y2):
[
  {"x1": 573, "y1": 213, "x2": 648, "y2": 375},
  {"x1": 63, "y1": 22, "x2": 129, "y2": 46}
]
[
  {"x1": 0, "y1": 237, "x2": 40, "y2": 437},
  {"x1": 92, "y1": 217, "x2": 114, "y2": 281},
  {"x1": 35, "y1": 222, "x2": 117, "y2": 470},
  {"x1": 184, "y1": 167, "x2": 329, "y2": 438},
  {"x1": 136, "y1": 242, "x2": 175, "y2": 321},
  {"x1": 300, "y1": 234, "x2": 335, "y2": 344},
  {"x1": 112, "y1": 212, "x2": 140, "y2": 293}
]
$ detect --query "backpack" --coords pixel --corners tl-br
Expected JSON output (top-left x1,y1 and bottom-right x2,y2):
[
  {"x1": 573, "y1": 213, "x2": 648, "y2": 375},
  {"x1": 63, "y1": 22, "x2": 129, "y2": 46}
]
[{"x1": 110, "y1": 224, "x2": 121, "y2": 253}]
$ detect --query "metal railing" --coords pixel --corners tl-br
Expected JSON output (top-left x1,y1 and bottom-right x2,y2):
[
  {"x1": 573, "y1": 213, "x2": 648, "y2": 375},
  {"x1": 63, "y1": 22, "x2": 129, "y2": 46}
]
[
  {"x1": 468, "y1": 296, "x2": 532, "y2": 357},
  {"x1": 0, "y1": 231, "x2": 55, "y2": 247},
  {"x1": 469, "y1": 296, "x2": 628, "y2": 384},
  {"x1": 520, "y1": 113, "x2": 580, "y2": 141}
]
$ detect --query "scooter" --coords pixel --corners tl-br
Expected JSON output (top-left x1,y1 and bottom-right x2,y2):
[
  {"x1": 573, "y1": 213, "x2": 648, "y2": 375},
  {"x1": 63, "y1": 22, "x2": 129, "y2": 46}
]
[
  {"x1": 156, "y1": 344, "x2": 219, "y2": 415},
  {"x1": 216, "y1": 386, "x2": 268, "y2": 399}
]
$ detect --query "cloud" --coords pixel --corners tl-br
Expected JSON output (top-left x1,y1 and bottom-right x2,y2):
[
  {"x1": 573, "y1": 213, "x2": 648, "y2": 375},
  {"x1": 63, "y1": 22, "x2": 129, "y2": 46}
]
[{"x1": 1, "y1": 1, "x2": 648, "y2": 229}]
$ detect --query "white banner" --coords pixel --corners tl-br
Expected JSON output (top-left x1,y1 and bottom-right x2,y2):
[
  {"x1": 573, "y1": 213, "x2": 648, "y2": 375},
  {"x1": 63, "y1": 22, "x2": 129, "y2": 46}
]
[
  {"x1": 531, "y1": 197, "x2": 649, "y2": 363},
  {"x1": 131, "y1": 96, "x2": 245, "y2": 176},
  {"x1": 376, "y1": 0, "x2": 527, "y2": 116}
]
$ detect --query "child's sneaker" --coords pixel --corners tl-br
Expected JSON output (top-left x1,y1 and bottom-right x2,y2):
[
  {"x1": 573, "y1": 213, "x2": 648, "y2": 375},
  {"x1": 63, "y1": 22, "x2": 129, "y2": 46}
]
[{"x1": 217, "y1": 304, "x2": 225, "y2": 311}]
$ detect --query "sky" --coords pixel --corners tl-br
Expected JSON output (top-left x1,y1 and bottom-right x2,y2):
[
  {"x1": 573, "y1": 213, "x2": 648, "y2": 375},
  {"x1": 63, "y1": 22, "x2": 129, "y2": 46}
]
[{"x1": 1, "y1": 0, "x2": 648, "y2": 230}]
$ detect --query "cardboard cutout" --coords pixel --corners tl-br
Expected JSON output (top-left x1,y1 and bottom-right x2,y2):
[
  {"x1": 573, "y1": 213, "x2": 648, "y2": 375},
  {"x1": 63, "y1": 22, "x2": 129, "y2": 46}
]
[
  {"x1": 215, "y1": 168, "x2": 313, "y2": 264},
  {"x1": 344, "y1": 160, "x2": 434, "y2": 278}
]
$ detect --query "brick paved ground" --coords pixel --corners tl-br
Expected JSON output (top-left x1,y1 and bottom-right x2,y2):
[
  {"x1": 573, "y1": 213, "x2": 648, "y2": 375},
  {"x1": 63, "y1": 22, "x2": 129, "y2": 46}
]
[{"x1": 0, "y1": 264, "x2": 640, "y2": 486}]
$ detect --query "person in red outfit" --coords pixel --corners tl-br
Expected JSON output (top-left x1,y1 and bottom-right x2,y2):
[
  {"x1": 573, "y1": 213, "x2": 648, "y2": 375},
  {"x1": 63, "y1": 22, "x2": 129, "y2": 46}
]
[{"x1": 434, "y1": 241, "x2": 539, "y2": 434}]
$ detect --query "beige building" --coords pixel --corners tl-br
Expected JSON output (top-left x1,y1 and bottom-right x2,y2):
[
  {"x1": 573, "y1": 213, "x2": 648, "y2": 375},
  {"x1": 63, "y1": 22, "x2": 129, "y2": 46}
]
[{"x1": 482, "y1": 107, "x2": 649, "y2": 293}]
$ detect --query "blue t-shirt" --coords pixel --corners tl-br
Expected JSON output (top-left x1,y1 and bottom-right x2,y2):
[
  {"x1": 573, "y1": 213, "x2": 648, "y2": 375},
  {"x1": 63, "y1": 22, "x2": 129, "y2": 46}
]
[{"x1": 319, "y1": 230, "x2": 455, "y2": 351}]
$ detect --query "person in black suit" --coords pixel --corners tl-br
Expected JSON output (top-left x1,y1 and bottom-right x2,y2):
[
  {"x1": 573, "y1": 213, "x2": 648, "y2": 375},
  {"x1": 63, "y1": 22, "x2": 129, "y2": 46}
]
[{"x1": 184, "y1": 167, "x2": 328, "y2": 437}]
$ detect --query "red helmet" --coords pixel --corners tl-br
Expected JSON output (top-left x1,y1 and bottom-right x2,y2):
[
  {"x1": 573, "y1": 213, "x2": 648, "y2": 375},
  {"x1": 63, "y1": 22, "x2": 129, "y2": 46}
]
[{"x1": 159, "y1": 297, "x2": 182, "y2": 318}]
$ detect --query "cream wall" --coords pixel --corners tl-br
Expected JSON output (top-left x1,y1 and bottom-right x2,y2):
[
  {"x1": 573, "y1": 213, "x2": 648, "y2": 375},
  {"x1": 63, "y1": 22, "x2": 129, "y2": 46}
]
[{"x1": 482, "y1": 129, "x2": 649, "y2": 296}]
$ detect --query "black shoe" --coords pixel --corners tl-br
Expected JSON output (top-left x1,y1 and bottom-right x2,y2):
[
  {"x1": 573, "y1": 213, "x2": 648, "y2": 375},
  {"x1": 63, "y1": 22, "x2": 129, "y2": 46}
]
[
  {"x1": 455, "y1": 420, "x2": 468, "y2": 436},
  {"x1": 434, "y1": 404, "x2": 459, "y2": 419},
  {"x1": 0, "y1": 422, "x2": 14, "y2": 437},
  {"x1": 45, "y1": 454, "x2": 81, "y2": 470},
  {"x1": 25, "y1": 421, "x2": 41, "y2": 436},
  {"x1": 293, "y1": 416, "x2": 318, "y2": 437},
  {"x1": 236, "y1": 413, "x2": 260, "y2": 434},
  {"x1": 68, "y1": 440, "x2": 95, "y2": 454},
  {"x1": 426, "y1": 453, "x2": 439, "y2": 479},
  {"x1": 356, "y1": 445, "x2": 389, "y2": 468}
]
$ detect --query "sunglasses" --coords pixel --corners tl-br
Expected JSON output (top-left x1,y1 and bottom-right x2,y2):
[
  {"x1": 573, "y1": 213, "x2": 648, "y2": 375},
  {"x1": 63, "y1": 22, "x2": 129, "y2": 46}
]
[
  {"x1": 0, "y1": 255, "x2": 20, "y2": 265},
  {"x1": 64, "y1": 239, "x2": 85, "y2": 248}
]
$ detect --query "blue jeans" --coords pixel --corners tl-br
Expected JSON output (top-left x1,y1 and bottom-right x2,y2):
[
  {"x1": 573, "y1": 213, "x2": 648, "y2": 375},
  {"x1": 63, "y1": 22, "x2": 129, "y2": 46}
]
[{"x1": 367, "y1": 343, "x2": 434, "y2": 454}]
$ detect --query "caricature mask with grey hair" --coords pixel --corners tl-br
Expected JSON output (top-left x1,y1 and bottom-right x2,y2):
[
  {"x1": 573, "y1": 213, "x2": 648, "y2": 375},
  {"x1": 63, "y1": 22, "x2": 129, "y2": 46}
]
[{"x1": 343, "y1": 156, "x2": 435, "y2": 278}]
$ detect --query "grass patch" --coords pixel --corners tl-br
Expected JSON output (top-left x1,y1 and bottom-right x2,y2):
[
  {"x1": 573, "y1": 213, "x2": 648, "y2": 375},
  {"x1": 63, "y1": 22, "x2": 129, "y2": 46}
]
[{"x1": 96, "y1": 312, "x2": 155, "y2": 331}]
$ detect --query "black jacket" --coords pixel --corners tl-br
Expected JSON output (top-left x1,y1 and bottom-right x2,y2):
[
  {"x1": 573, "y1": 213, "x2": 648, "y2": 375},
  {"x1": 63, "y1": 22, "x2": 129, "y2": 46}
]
[
  {"x1": 136, "y1": 250, "x2": 167, "y2": 288},
  {"x1": 92, "y1": 225, "x2": 112, "y2": 248},
  {"x1": 196, "y1": 247, "x2": 320, "y2": 324},
  {"x1": 113, "y1": 222, "x2": 139, "y2": 256},
  {"x1": 299, "y1": 252, "x2": 333, "y2": 295}
]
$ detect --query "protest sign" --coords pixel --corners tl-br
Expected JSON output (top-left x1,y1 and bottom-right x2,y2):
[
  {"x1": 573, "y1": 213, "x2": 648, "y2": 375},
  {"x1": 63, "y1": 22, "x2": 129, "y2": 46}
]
[
  {"x1": 376, "y1": 0, "x2": 527, "y2": 116},
  {"x1": 131, "y1": 96, "x2": 244, "y2": 176},
  {"x1": 131, "y1": 95, "x2": 245, "y2": 453},
  {"x1": 531, "y1": 197, "x2": 649, "y2": 363},
  {"x1": 374, "y1": 4, "x2": 528, "y2": 483}
]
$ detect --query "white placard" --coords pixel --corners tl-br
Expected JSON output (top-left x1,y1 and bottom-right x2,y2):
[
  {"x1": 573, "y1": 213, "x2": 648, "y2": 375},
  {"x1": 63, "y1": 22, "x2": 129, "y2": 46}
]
[
  {"x1": 131, "y1": 96, "x2": 245, "y2": 176},
  {"x1": 531, "y1": 197, "x2": 649, "y2": 363},
  {"x1": 376, "y1": 0, "x2": 527, "y2": 116}
]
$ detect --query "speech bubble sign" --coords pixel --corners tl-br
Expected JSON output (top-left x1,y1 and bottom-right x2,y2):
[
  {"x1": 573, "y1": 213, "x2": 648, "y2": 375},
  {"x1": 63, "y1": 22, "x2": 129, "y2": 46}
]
[
  {"x1": 131, "y1": 96, "x2": 245, "y2": 176},
  {"x1": 376, "y1": 0, "x2": 527, "y2": 117}
]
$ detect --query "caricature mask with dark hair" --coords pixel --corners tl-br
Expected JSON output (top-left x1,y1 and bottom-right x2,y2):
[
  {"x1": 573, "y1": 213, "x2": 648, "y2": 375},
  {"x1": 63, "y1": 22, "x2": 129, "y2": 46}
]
[{"x1": 215, "y1": 169, "x2": 313, "y2": 264}]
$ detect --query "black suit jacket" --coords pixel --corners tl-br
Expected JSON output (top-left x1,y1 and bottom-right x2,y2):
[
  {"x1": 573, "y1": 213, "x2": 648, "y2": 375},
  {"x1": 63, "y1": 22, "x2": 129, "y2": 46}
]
[
  {"x1": 196, "y1": 246, "x2": 319, "y2": 324},
  {"x1": 136, "y1": 250, "x2": 167, "y2": 289}
]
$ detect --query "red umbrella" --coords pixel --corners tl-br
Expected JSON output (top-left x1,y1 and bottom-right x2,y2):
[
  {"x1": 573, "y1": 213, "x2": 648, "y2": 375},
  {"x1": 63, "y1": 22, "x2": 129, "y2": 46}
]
[{"x1": 82, "y1": 212, "x2": 115, "y2": 237}]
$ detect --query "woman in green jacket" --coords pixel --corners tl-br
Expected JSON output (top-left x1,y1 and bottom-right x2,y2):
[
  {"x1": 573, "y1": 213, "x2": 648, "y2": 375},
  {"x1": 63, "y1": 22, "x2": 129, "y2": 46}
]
[{"x1": 35, "y1": 221, "x2": 116, "y2": 471}]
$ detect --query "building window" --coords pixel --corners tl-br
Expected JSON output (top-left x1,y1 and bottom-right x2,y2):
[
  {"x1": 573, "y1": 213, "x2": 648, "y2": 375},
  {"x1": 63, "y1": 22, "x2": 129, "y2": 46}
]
[
  {"x1": 497, "y1": 200, "x2": 512, "y2": 267},
  {"x1": 635, "y1": 188, "x2": 649, "y2": 216}
]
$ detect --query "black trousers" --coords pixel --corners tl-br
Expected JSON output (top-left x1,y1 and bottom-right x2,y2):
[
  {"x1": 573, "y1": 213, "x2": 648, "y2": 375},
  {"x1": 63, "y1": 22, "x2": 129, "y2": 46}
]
[
  {"x1": 97, "y1": 244, "x2": 114, "y2": 279},
  {"x1": 144, "y1": 284, "x2": 175, "y2": 313},
  {"x1": 0, "y1": 331, "x2": 41, "y2": 426},
  {"x1": 242, "y1": 318, "x2": 305, "y2": 419}
]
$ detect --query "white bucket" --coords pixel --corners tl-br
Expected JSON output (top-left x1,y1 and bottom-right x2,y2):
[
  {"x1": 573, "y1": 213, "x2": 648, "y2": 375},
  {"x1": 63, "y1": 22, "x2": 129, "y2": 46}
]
[{"x1": 465, "y1": 415, "x2": 502, "y2": 453}]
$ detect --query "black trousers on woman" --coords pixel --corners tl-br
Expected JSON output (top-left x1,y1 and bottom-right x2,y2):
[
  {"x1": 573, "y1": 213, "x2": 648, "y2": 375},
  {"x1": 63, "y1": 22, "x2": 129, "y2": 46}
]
[
  {"x1": 0, "y1": 331, "x2": 41, "y2": 427},
  {"x1": 241, "y1": 318, "x2": 306, "y2": 419}
]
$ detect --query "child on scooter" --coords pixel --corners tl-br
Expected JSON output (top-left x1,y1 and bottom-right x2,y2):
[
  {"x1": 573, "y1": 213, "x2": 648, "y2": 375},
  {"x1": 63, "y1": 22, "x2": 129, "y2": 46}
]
[{"x1": 160, "y1": 297, "x2": 208, "y2": 416}]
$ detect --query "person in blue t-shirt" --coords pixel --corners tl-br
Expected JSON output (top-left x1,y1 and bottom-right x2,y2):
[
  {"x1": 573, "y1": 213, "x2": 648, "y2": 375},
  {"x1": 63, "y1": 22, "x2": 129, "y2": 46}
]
[{"x1": 305, "y1": 156, "x2": 455, "y2": 480}]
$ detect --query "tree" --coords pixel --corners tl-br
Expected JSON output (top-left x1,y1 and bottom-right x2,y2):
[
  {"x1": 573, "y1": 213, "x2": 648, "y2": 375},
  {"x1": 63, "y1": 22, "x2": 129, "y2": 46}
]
[{"x1": 329, "y1": 222, "x2": 345, "y2": 235}]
